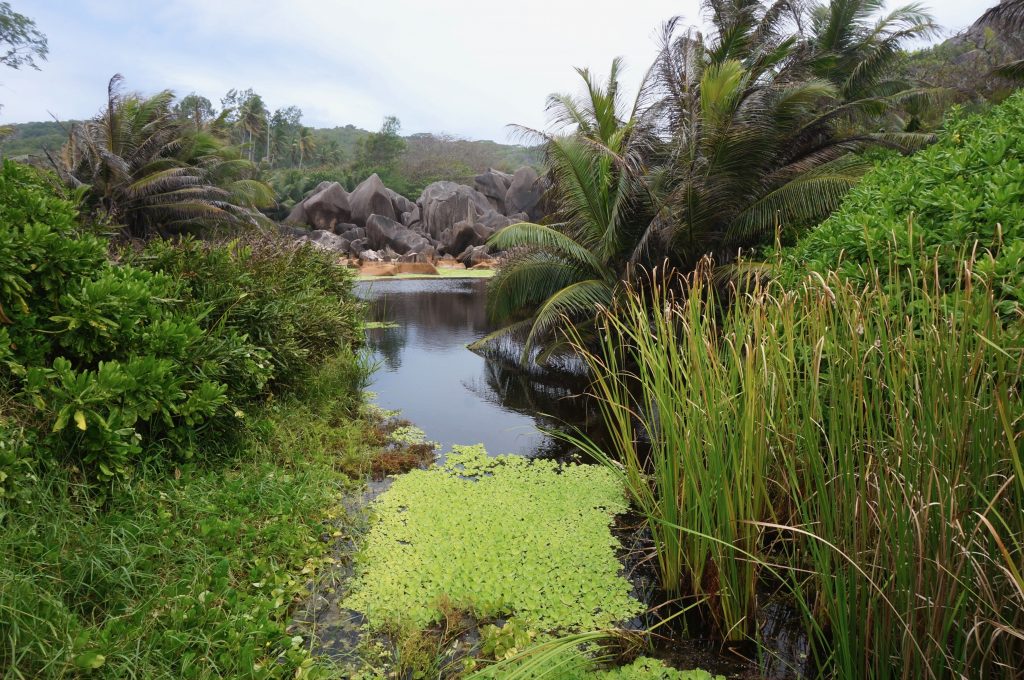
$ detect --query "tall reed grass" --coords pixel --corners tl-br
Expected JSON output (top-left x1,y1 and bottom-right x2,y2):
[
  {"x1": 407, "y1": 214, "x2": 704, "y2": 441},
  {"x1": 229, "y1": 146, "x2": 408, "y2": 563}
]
[{"x1": 565, "y1": 253, "x2": 1024, "y2": 678}]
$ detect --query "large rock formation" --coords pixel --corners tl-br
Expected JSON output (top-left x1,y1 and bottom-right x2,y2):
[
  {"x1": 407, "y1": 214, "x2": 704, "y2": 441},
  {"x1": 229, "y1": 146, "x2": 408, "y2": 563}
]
[
  {"x1": 416, "y1": 181, "x2": 494, "y2": 240},
  {"x1": 302, "y1": 183, "x2": 352, "y2": 231},
  {"x1": 284, "y1": 166, "x2": 549, "y2": 266},
  {"x1": 366, "y1": 214, "x2": 436, "y2": 259},
  {"x1": 505, "y1": 167, "x2": 549, "y2": 221},
  {"x1": 474, "y1": 168, "x2": 514, "y2": 214}
]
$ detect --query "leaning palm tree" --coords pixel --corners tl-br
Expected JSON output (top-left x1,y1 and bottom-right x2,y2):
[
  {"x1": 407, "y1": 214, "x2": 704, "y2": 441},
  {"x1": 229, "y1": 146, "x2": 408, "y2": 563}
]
[
  {"x1": 474, "y1": 58, "x2": 657, "y2": 363},
  {"x1": 642, "y1": 3, "x2": 936, "y2": 268},
  {"x1": 57, "y1": 75, "x2": 271, "y2": 237}
]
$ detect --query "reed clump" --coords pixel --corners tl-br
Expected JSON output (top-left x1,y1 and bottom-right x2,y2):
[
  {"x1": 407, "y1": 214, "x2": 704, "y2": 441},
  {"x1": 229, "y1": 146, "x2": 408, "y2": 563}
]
[{"x1": 567, "y1": 252, "x2": 1024, "y2": 678}]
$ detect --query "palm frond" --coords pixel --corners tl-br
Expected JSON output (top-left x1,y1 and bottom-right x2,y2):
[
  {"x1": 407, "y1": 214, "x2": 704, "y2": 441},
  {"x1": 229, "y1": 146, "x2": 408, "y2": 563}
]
[
  {"x1": 522, "y1": 279, "x2": 614, "y2": 363},
  {"x1": 487, "y1": 222, "x2": 607, "y2": 274}
]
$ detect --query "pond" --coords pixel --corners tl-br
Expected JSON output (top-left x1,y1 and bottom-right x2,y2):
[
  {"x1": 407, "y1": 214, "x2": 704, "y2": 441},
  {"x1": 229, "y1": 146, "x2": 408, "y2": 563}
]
[{"x1": 357, "y1": 277, "x2": 598, "y2": 458}]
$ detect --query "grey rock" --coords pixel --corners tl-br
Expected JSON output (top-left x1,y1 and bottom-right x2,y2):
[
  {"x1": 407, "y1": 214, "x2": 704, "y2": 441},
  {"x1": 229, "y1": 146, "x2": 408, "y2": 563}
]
[
  {"x1": 400, "y1": 205, "x2": 421, "y2": 228},
  {"x1": 339, "y1": 226, "x2": 365, "y2": 242},
  {"x1": 349, "y1": 174, "x2": 396, "y2": 227},
  {"x1": 456, "y1": 244, "x2": 493, "y2": 267},
  {"x1": 445, "y1": 220, "x2": 494, "y2": 256},
  {"x1": 477, "y1": 209, "x2": 518, "y2": 232},
  {"x1": 303, "y1": 182, "x2": 352, "y2": 231},
  {"x1": 366, "y1": 214, "x2": 435, "y2": 256},
  {"x1": 285, "y1": 202, "x2": 308, "y2": 225},
  {"x1": 307, "y1": 230, "x2": 349, "y2": 252},
  {"x1": 348, "y1": 237, "x2": 368, "y2": 256},
  {"x1": 387, "y1": 189, "x2": 416, "y2": 218},
  {"x1": 415, "y1": 181, "x2": 494, "y2": 240},
  {"x1": 332, "y1": 221, "x2": 358, "y2": 236},
  {"x1": 474, "y1": 168, "x2": 513, "y2": 214},
  {"x1": 505, "y1": 167, "x2": 548, "y2": 220}
]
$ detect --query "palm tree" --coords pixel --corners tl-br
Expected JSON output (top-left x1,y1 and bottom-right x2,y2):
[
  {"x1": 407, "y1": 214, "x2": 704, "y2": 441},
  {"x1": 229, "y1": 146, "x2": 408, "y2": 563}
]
[
  {"x1": 295, "y1": 127, "x2": 316, "y2": 170},
  {"x1": 475, "y1": 58, "x2": 656, "y2": 363},
  {"x1": 57, "y1": 75, "x2": 272, "y2": 237},
  {"x1": 237, "y1": 94, "x2": 268, "y2": 162},
  {"x1": 482, "y1": 1, "x2": 937, "y2": 365},
  {"x1": 634, "y1": 0, "x2": 939, "y2": 266}
]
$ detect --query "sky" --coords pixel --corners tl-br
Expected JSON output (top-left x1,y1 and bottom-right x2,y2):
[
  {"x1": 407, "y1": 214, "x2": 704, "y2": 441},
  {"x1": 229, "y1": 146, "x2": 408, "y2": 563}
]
[{"x1": 0, "y1": 0, "x2": 997, "y2": 143}]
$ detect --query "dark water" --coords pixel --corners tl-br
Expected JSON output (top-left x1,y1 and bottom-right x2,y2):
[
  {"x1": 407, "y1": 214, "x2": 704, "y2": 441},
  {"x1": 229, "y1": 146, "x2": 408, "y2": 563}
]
[{"x1": 357, "y1": 278, "x2": 597, "y2": 457}]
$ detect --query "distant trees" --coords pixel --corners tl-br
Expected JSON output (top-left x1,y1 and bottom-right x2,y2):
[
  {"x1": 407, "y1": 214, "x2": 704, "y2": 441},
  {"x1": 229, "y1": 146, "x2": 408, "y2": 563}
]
[
  {"x1": 174, "y1": 93, "x2": 215, "y2": 128},
  {"x1": 353, "y1": 115, "x2": 406, "y2": 176}
]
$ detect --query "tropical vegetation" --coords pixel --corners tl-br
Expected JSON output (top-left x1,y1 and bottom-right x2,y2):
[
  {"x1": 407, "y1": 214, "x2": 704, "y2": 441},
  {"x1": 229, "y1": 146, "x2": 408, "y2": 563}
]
[
  {"x1": 483, "y1": 0, "x2": 940, "y2": 359},
  {"x1": 3, "y1": 0, "x2": 1024, "y2": 678}
]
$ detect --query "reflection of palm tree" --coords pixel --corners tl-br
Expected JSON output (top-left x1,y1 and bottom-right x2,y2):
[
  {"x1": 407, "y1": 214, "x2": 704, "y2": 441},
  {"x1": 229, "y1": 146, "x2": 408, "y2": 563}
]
[{"x1": 466, "y1": 357, "x2": 607, "y2": 460}]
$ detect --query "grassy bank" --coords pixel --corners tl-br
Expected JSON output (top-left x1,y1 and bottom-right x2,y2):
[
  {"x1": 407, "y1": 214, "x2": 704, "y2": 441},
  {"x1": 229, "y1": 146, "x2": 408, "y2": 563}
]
[
  {"x1": 0, "y1": 159, "x2": 375, "y2": 678},
  {"x1": 0, "y1": 355, "x2": 372, "y2": 679}
]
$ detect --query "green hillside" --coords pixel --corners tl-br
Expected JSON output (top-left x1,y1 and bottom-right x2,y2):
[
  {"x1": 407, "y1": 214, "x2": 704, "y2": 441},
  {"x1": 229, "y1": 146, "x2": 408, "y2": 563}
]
[{"x1": 0, "y1": 120, "x2": 71, "y2": 159}]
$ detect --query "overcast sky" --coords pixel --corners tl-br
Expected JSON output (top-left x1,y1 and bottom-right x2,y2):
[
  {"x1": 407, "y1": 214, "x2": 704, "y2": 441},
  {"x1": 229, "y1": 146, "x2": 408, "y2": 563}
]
[{"x1": 0, "y1": 0, "x2": 997, "y2": 142}]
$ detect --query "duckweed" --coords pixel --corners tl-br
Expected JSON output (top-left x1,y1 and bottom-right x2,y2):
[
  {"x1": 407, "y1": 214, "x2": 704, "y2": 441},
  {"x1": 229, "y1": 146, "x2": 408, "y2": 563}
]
[{"x1": 344, "y1": 445, "x2": 643, "y2": 632}]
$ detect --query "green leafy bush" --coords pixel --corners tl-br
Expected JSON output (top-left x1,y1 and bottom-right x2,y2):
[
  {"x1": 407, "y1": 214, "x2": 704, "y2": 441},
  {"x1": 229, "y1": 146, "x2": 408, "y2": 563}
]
[
  {"x1": 792, "y1": 90, "x2": 1024, "y2": 312},
  {"x1": 0, "y1": 160, "x2": 364, "y2": 488},
  {"x1": 0, "y1": 160, "x2": 253, "y2": 484}
]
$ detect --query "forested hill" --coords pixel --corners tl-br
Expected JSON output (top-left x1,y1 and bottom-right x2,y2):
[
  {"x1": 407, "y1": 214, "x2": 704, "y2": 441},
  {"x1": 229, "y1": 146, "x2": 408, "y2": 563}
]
[{"x1": 0, "y1": 119, "x2": 542, "y2": 173}]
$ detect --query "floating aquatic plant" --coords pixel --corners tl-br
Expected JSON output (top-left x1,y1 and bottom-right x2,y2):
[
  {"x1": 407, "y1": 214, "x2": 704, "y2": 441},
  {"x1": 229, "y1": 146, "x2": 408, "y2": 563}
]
[{"x1": 344, "y1": 445, "x2": 643, "y2": 632}]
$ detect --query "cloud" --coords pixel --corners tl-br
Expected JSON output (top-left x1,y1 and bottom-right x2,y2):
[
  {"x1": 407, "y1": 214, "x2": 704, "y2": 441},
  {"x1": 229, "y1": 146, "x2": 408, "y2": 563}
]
[{"x1": 0, "y1": 0, "x2": 1000, "y2": 141}]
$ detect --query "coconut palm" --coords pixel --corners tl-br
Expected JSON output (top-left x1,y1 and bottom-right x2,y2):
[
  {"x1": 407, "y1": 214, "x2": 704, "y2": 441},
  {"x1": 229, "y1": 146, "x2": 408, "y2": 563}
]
[
  {"x1": 57, "y1": 75, "x2": 272, "y2": 237},
  {"x1": 295, "y1": 127, "x2": 316, "y2": 170},
  {"x1": 475, "y1": 58, "x2": 657, "y2": 363},
  {"x1": 237, "y1": 93, "x2": 268, "y2": 162}
]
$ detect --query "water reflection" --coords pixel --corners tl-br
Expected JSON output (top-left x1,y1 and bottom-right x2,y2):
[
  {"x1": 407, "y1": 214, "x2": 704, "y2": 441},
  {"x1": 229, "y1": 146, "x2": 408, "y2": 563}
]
[{"x1": 358, "y1": 278, "x2": 596, "y2": 458}]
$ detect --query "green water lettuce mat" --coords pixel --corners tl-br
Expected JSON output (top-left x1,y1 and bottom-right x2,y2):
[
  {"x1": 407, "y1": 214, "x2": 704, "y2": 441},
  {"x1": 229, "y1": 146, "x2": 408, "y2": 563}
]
[{"x1": 344, "y1": 445, "x2": 643, "y2": 632}]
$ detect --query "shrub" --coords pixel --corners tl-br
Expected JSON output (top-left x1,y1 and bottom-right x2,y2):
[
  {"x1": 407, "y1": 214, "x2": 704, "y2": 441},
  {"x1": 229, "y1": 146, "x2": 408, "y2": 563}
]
[
  {"x1": 0, "y1": 160, "x2": 363, "y2": 487},
  {"x1": 0, "y1": 160, "x2": 257, "y2": 485},
  {"x1": 792, "y1": 90, "x2": 1024, "y2": 313},
  {"x1": 130, "y1": 234, "x2": 363, "y2": 390}
]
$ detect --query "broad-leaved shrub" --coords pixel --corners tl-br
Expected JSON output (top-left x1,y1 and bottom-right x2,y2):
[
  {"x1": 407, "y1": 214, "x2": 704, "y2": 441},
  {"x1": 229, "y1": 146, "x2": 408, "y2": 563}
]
[{"x1": 793, "y1": 89, "x2": 1024, "y2": 313}]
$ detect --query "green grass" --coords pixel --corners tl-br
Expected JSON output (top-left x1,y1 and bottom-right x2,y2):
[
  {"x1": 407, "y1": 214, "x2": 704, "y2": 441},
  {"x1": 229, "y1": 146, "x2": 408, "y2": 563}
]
[
  {"x1": 567, "y1": 255, "x2": 1024, "y2": 678},
  {"x1": 0, "y1": 355, "x2": 373, "y2": 679}
]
